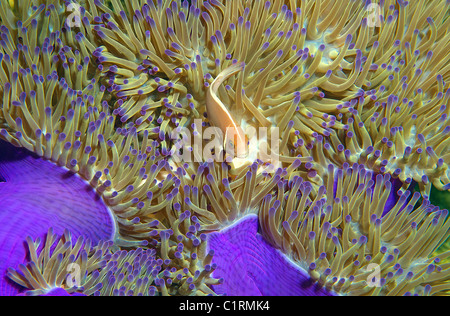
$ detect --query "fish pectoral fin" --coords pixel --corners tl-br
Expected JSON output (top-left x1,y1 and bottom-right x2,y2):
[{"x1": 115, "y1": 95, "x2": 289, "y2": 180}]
[
  {"x1": 223, "y1": 128, "x2": 235, "y2": 158},
  {"x1": 224, "y1": 127, "x2": 250, "y2": 160}
]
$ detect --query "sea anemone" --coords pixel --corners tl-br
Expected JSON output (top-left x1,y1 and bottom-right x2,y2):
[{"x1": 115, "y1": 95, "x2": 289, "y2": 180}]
[
  {"x1": 260, "y1": 163, "x2": 450, "y2": 295},
  {"x1": 174, "y1": 159, "x2": 286, "y2": 230},
  {"x1": 305, "y1": 0, "x2": 450, "y2": 198},
  {"x1": 0, "y1": 139, "x2": 115, "y2": 295},
  {"x1": 207, "y1": 214, "x2": 334, "y2": 296},
  {"x1": 8, "y1": 218, "x2": 221, "y2": 296},
  {"x1": 0, "y1": 0, "x2": 449, "y2": 297},
  {"x1": 87, "y1": 0, "x2": 450, "y2": 196},
  {"x1": 0, "y1": 0, "x2": 181, "y2": 249},
  {"x1": 89, "y1": 0, "x2": 349, "y2": 168}
]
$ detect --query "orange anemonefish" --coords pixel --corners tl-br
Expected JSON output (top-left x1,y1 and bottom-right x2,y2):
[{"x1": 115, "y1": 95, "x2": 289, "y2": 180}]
[{"x1": 206, "y1": 62, "x2": 249, "y2": 158}]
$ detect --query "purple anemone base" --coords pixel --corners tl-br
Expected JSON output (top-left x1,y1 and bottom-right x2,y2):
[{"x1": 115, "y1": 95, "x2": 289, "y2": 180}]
[
  {"x1": 207, "y1": 214, "x2": 335, "y2": 296},
  {"x1": 0, "y1": 140, "x2": 116, "y2": 295}
]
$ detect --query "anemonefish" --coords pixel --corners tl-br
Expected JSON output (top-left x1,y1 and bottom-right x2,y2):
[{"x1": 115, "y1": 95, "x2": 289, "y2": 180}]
[{"x1": 206, "y1": 62, "x2": 248, "y2": 159}]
